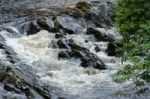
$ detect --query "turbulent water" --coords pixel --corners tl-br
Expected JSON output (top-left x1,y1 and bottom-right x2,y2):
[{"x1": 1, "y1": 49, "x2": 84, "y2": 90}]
[{"x1": 0, "y1": 0, "x2": 149, "y2": 99}]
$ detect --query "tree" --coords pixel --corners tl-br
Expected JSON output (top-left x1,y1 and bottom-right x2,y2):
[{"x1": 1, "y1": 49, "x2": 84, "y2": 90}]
[{"x1": 114, "y1": 0, "x2": 150, "y2": 94}]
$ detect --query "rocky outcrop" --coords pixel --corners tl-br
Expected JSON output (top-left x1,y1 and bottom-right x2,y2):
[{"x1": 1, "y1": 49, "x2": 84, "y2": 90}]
[
  {"x1": 58, "y1": 39, "x2": 106, "y2": 70},
  {"x1": 55, "y1": 15, "x2": 87, "y2": 34}
]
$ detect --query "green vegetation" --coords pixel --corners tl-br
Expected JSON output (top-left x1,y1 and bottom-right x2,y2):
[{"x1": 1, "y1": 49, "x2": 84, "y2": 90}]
[{"x1": 113, "y1": 0, "x2": 150, "y2": 94}]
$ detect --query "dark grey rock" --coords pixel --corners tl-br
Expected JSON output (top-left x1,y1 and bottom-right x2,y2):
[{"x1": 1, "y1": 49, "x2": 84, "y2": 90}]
[
  {"x1": 58, "y1": 39, "x2": 106, "y2": 70},
  {"x1": 57, "y1": 39, "x2": 70, "y2": 49},
  {"x1": 95, "y1": 45, "x2": 101, "y2": 52},
  {"x1": 27, "y1": 21, "x2": 41, "y2": 35},
  {"x1": 37, "y1": 17, "x2": 54, "y2": 32},
  {"x1": 56, "y1": 15, "x2": 87, "y2": 34},
  {"x1": 86, "y1": 27, "x2": 114, "y2": 42}
]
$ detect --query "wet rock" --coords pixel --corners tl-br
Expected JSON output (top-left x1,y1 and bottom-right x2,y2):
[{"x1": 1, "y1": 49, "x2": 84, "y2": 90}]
[
  {"x1": 55, "y1": 33, "x2": 65, "y2": 39},
  {"x1": 86, "y1": 27, "x2": 114, "y2": 42},
  {"x1": 76, "y1": 1, "x2": 91, "y2": 12},
  {"x1": 106, "y1": 42, "x2": 117, "y2": 56},
  {"x1": 58, "y1": 40, "x2": 106, "y2": 70},
  {"x1": 2, "y1": 69, "x2": 35, "y2": 98},
  {"x1": 4, "y1": 84, "x2": 22, "y2": 93},
  {"x1": 2, "y1": 26, "x2": 22, "y2": 38},
  {"x1": 56, "y1": 15, "x2": 87, "y2": 34},
  {"x1": 95, "y1": 45, "x2": 101, "y2": 52},
  {"x1": 105, "y1": 42, "x2": 122, "y2": 56},
  {"x1": 48, "y1": 40, "x2": 57, "y2": 48},
  {"x1": 57, "y1": 39, "x2": 70, "y2": 49},
  {"x1": 0, "y1": 43, "x2": 5, "y2": 49},
  {"x1": 0, "y1": 73, "x2": 6, "y2": 82},
  {"x1": 37, "y1": 17, "x2": 54, "y2": 32},
  {"x1": 58, "y1": 51, "x2": 70, "y2": 59},
  {"x1": 27, "y1": 21, "x2": 41, "y2": 35},
  {"x1": 85, "y1": 40, "x2": 88, "y2": 43},
  {"x1": 80, "y1": 51, "x2": 106, "y2": 69}
]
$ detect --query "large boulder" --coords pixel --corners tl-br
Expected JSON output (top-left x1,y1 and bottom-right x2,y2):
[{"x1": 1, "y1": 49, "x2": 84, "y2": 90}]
[{"x1": 56, "y1": 15, "x2": 87, "y2": 34}]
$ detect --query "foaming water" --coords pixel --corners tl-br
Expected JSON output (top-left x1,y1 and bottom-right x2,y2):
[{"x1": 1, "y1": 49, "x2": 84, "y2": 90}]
[{"x1": 4, "y1": 30, "x2": 123, "y2": 97}]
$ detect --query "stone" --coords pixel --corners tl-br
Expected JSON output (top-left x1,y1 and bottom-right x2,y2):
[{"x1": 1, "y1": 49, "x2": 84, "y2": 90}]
[
  {"x1": 58, "y1": 51, "x2": 70, "y2": 59},
  {"x1": 86, "y1": 27, "x2": 114, "y2": 42},
  {"x1": 76, "y1": 1, "x2": 91, "y2": 12},
  {"x1": 2, "y1": 26, "x2": 22, "y2": 38},
  {"x1": 58, "y1": 40, "x2": 106, "y2": 70},
  {"x1": 37, "y1": 17, "x2": 54, "y2": 32},
  {"x1": 55, "y1": 33, "x2": 65, "y2": 39},
  {"x1": 4, "y1": 84, "x2": 22, "y2": 93},
  {"x1": 48, "y1": 40, "x2": 57, "y2": 48},
  {"x1": 105, "y1": 42, "x2": 121, "y2": 56},
  {"x1": 57, "y1": 39, "x2": 70, "y2": 49},
  {"x1": 56, "y1": 15, "x2": 87, "y2": 34},
  {"x1": 27, "y1": 21, "x2": 41, "y2": 35},
  {"x1": 95, "y1": 45, "x2": 101, "y2": 52}
]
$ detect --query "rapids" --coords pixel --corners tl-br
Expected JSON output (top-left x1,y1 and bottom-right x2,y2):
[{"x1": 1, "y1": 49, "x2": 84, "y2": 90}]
[{"x1": 0, "y1": 0, "x2": 149, "y2": 99}]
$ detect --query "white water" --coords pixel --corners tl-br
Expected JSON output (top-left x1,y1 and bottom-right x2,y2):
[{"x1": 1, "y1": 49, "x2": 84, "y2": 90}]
[{"x1": 1, "y1": 29, "x2": 125, "y2": 98}]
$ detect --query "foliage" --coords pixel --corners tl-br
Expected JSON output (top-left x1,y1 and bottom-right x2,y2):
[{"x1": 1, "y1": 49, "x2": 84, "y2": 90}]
[{"x1": 113, "y1": 0, "x2": 150, "y2": 94}]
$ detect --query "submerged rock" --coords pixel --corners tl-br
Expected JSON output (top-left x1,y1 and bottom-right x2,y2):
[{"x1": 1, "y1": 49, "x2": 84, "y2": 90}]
[{"x1": 2, "y1": 26, "x2": 22, "y2": 38}]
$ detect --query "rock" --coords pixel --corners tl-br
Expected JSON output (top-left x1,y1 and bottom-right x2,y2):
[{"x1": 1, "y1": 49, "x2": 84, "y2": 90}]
[
  {"x1": 0, "y1": 43, "x2": 5, "y2": 49},
  {"x1": 58, "y1": 40, "x2": 106, "y2": 70},
  {"x1": 85, "y1": 40, "x2": 88, "y2": 43},
  {"x1": 37, "y1": 17, "x2": 54, "y2": 32},
  {"x1": 48, "y1": 40, "x2": 57, "y2": 48},
  {"x1": 0, "y1": 73, "x2": 6, "y2": 82},
  {"x1": 2, "y1": 69, "x2": 35, "y2": 98},
  {"x1": 106, "y1": 42, "x2": 120, "y2": 56},
  {"x1": 86, "y1": 27, "x2": 114, "y2": 42},
  {"x1": 95, "y1": 45, "x2": 101, "y2": 52},
  {"x1": 55, "y1": 33, "x2": 65, "y2": 39},
  {"x1": 80, "y1": 52, "x2": 106, "y2": 70},
  {"x1": 4, "y1": 84, "x2": 22, "y2": 93},
  {"x1": 76, "y1": 1, "x2": 91, "y2": 12},
  {"x1": 57, "y1": 39, "x2": 70, "y2": 49},
  {"x1": 2, "y1": 26, "x2": 22, "y2": 38},
  {"x1": 68, "y1": 39, "x2": 89, "y2": 52},
  {"x1": 58, "y1": 51, "x2": 70, "y2": 59},
  {"x1": 27, "y1": 21, "x2": 41, "y2": 35},
  {"x1": 56, "y1": 15, "x2": 87, "y2": 34},
  {"x1": 74, "y1": 1, "x2": 114, "y2": 28}
]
